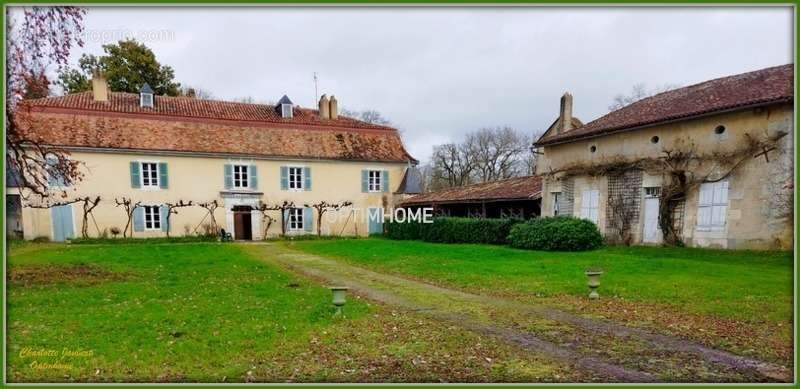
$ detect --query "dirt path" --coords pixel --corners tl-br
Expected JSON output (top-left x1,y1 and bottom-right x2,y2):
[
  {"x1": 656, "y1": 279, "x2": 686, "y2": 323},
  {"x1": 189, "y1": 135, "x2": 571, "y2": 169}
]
[{"x1": 243, "y1": 243, "x2": 790, "y2": 383}]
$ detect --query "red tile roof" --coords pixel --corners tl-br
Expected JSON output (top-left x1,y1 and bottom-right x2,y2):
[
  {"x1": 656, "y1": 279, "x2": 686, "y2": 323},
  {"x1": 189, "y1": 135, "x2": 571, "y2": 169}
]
[
  {"x1": 401, "y1": 175, "x2": 542, "y2": 205},
  {"x1": 536, "y1": 64, "x2": 794, "y2": 146},
  {"x1": 18, "y1": 92, "x2": 416, "y2": 163}
]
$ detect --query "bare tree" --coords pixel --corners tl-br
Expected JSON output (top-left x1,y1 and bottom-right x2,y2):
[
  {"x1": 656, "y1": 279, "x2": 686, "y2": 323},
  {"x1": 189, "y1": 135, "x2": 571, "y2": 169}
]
[
  {"x1": 7, "y1": 7, "x2": 86, "y2": 200},
  {"x1": 180, "y1": 85, "x2": 214, "y2": 100},
  {"x1": 258, "y1": 201, "x2": 295, "y2": 236},
  {"x1": 114, "y1": 197, "x2": 141, "y2": 238},
  {"x1": 305, "y1": 201, "x2": 353, "y2": 236},
  {"x1": 608, "y1": 83, "x2": 680, "y2": 111},
  {"x1": 340, "y1": 108, "x2": 391, "y2": 125},
  {"x1": 164, "y1": 200, "x2": 193, "y2": 237},
  {"x1": 429, "y1": 142, "x2": 475, "y2": 190},
  {"x1": 467, "y1": 127, "x2": 531, "y2": 182},
  {"x1": 196, "y1": 200, "x2": 221, "y2": 234}
]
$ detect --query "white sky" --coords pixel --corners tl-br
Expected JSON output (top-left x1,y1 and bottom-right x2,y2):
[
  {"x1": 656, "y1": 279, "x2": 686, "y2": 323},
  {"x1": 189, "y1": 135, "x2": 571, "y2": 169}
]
[{"x1": 33, "y1": 6, "x2": 798, "y2": 163}]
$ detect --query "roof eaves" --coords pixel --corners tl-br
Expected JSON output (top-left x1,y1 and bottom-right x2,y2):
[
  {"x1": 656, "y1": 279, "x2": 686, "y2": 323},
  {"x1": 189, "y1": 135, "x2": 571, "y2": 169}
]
[{"x1": 535, "y1": 97, "x2": 793, "y2": 147}]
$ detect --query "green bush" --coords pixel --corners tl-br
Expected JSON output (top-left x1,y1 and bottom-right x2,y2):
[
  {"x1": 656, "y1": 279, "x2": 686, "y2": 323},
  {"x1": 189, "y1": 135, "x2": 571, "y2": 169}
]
[
  {"x1": 384, "y1": 218, "x2": 422, "y2": 240},
  {"x1": 507, "y1": 217, "x2": 603, "y2": 251},
  {"x1": 386, "y1": 217, "x2": 522, "y2": 245}
]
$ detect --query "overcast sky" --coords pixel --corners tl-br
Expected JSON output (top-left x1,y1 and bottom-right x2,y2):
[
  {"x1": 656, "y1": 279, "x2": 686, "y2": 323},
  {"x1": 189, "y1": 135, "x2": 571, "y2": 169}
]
[{"x1": 59, "y1": 6, "x2": 794, "y2": 163}]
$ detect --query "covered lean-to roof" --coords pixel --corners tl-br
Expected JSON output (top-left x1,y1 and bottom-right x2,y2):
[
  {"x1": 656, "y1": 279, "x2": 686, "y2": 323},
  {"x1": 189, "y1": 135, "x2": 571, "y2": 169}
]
[
  {"x1": 401, "y1": 175, "x2": 542, "y2": 206},
  {"x1": 18, "y1": 91, "x2": 417, "y2": 163}
]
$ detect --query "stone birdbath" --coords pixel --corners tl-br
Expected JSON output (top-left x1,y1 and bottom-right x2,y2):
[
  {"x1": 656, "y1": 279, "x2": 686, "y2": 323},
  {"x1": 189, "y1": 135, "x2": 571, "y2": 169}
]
[
  {"x1": 585, "y1": 268, "x2": 603, "y2": 299},
  {"x1": 330, "y1": 286, "x2": 349, "y2": 316}
]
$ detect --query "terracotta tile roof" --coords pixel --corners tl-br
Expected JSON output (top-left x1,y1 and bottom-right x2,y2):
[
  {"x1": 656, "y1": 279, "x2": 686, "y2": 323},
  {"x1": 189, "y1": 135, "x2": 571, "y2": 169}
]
[
  {"x1": 401, "y1": 175, "x2": 542, "y2": 205},
  {"x1": 536, "y1": 64, "x2": 794, "y2": 146},
  {"x1": 18, "y1": 92, "x2": 416, "y2": 163}
]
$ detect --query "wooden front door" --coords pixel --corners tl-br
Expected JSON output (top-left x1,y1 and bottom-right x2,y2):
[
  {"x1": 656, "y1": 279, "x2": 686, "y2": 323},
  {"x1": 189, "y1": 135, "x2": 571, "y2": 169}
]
[{"x1": 233, "y1": 206, "x2": 253, "y2": 240}]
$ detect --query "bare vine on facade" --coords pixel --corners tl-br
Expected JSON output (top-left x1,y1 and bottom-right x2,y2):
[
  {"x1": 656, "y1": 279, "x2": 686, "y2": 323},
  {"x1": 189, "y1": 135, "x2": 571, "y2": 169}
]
[
  {"x1": 306, "y1": 201, "x2": 353, "y2": 236},
  {"x1": 545, "y1": 132, "x2": 785, "y2": 246},
  {"x1": 114, "y1": 197, "x2": 141, "y2": 238}
]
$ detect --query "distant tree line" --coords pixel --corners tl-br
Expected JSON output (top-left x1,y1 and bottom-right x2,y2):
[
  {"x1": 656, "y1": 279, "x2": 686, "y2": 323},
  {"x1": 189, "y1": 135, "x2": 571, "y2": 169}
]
[{"x1": 421, "y1": 127, "x2": 540, "y2": 192}]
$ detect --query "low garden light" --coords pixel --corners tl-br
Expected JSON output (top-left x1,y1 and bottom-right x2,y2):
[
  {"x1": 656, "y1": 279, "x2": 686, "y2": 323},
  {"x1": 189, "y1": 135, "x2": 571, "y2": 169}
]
[
  {"x1": 330, "y1": 286, "x2": 349, "y2": 316},
  {"x1": 585, "y1": 268, "x2": 603, "y2": 299}
]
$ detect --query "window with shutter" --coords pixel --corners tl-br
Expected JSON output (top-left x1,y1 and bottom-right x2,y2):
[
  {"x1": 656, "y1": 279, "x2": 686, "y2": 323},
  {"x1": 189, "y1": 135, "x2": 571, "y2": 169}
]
[
  {"x1": 288, "y1": 167, "x2": 304, "y2": 190},
  {"x1": 143, "y1": 205, "x2": 161, "y2": 230},
  {"x1": 697, "y1": 181, "x2": 728, "y2": 231},
  {"x1": 580, "y1": 190, "x2": 599, "y2": 224}
]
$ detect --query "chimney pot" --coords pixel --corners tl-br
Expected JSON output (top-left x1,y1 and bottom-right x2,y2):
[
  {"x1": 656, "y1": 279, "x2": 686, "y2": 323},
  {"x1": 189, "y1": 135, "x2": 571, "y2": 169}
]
[
  {"x1": 329, "y1": 95, "x2": 338, "y2": 119},
  {"x1": 318, "y1": 94, "x2": 330, "y2": 119},
  {"x1": 559, "y1": 92, "x2": 573, "y2": 133},
  {"x1": 91, "y1": 72, "x2": 109, "y2": 102}
]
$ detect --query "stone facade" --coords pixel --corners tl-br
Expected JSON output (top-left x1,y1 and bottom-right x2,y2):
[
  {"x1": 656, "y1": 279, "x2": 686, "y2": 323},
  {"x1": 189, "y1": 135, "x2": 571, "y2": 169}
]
[{"x1": 536, "y1": 102, "x2": 793, "y2": 250}]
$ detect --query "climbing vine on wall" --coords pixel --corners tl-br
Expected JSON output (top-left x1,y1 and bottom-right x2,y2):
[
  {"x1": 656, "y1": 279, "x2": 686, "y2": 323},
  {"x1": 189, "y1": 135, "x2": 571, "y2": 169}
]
[{"x1": 545, "y1": 131, "x2": 786, "y2": 246}]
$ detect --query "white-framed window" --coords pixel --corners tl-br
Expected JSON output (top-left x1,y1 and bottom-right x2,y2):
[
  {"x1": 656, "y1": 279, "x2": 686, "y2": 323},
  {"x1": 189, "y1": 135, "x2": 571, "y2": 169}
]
[
  {"x1": 368, "y1": 170, "x2": 382, "y2": 192},
  {"x1": 288, "y1": 208, "x2": 304, "y2": 231},
  {"x1": 580, "y1": 189, "x2": 599, "y2": 224},
  {"x1": 552, "y1": 192, "x2": 561, "y2": 216},
  {"x1": 140, "y1": 93, "x2": 154, "y2": 108},
  {"x1": 143, "y1": 205, "x2": 161, "y2": 230},
  {"x1": 288, "y1": 167, "x2": 304, "y2": 190},
  {"x1": 141, "y1": 162, "x2": 159, "y2": 188},
  {"x1": 233, "y1": 165, "x2": 249, "y2": 189},
  {"x1": 697, "y1": 180, "x2": 728, "y2": 231},
  {"x1": 644, "y1": 187, "x2": 661, "y2": 198},
  {"x1": 281, "y1": 104, "x2": 293, "y2": 118}
]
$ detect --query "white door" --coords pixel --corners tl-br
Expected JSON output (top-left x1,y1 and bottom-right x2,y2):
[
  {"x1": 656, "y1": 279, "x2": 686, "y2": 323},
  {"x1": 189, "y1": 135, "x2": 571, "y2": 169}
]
[{"x1": 643, "y1": 197, "x2": 661, "y2": 243}]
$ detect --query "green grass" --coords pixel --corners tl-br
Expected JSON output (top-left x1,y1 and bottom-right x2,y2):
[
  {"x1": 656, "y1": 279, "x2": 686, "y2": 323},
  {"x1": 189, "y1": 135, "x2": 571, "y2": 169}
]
[
  {"x1": 7, "y1": 242, "x2": 573, "y2": 383},
  {"x1": 288, "y1": 239, "x2": 793, "y2": 324},
  {"x1": 7, "y1": 243, "x2": 370, "y2": 382}
]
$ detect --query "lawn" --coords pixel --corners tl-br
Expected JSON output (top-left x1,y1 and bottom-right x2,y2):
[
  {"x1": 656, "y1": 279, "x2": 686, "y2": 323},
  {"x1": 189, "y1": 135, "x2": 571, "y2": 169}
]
[
  {"x1": 289, "y1": 239, "x2": 792, "y2": 324},
  {"x1": 6, "y1": 242, "x2": 574, "y2": 383}
]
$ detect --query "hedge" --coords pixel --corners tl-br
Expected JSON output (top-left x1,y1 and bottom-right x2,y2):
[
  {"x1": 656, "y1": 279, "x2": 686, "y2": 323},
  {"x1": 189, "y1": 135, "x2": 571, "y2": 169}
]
[
  {"x1": 507, "y1": 216, "x2": 603, "y2": 251},
  {"x1": 386, "y1": 217, "x2": 523, "y2": 245}
]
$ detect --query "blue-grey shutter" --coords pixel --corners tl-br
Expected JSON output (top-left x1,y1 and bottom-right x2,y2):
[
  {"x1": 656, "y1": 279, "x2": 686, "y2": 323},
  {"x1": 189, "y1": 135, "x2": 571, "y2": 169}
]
[
  {"x1": 130, "y1": 162, "x2": 141, "y2": 189},
  {"x1": 160, "y1": 205, "x2": 169, "y2": 232},
  {"x1": 250, "y1": 165, "x2": 258, "y2": 190},
  {"x1": 303, "y1": 207, "x2": 313, "y2": 232},
  {"x1": 224, "y1": 164, "x2": 233, "y2": 189},
  {"x1": 361, "y1": 170, "x2": 369, "y2": 193},
  {"x1": 303, "y1": 167, "x2": 311, "y2": 191},
  {"x1": 280, "y1": 166, "x2": 288, "y2": 190},
  {"x1": 283, "y1": 209, "x2": 290, "y2": 230},
  {"x1": 381, "y1": 170, "x2": 389, "y2": 193},
  {"x1": 133, "y1": 207, "x2": 145, "y2": 232},
  {"x1": 158, "y1": 162, "x2": 168, "y2": 189}
]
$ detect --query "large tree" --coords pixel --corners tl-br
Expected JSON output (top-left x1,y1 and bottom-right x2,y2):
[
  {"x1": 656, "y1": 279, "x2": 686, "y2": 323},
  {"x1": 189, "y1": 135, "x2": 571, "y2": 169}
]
[
  {"x1": 424, "y1": 127, "x2": 535, "y2": 191},
  {"x1": 6, "y1": 6, "x2": 86, "y2": 199},
  {"x1": 57, "y1": 39, "x2": 181, "y2": 96}
]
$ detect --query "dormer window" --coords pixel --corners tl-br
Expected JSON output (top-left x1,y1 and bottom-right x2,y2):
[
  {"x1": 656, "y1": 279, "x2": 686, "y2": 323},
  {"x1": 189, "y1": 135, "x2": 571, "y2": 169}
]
[
  {"x1": 139, "y1": 83, "x2": 154, "y2": 108},
  {"x1": 277, "y1": 94, "x2": 293, "y2": 118},
  {"x1": 281, "y1": 103, "x2": 293, "y2": 118}
]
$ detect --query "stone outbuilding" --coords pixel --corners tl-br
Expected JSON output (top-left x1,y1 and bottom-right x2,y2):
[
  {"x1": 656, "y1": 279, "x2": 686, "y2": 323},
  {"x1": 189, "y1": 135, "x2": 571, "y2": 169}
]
[{"x1": 534, "y1": 64, "x2": 794, "y2": 249}]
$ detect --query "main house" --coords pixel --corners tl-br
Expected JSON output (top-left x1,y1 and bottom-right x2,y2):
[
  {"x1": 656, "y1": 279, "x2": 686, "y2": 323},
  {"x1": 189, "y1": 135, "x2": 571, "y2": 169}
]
[
  {"x1": 535, "y1": 64, "x2": 794, "y2": 249},
  {"x1": 10, "y1": 75, "x2": 419, "y2": 241}
]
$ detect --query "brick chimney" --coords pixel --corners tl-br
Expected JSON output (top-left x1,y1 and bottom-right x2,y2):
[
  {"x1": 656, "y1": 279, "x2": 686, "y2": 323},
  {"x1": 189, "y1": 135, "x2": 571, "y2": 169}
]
[
  {"x1": 318, "y1": 94, "x2": 330, "y2": 119},
  {"x1": 329, "y1": 95, "x2": 338, "y2": 119},
  {"x1": 91, "y1": 72, "x2": 109, "y2": 102},
  {"x1": 558, "y1": 92, "x2": 573, "y2": 133}
]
